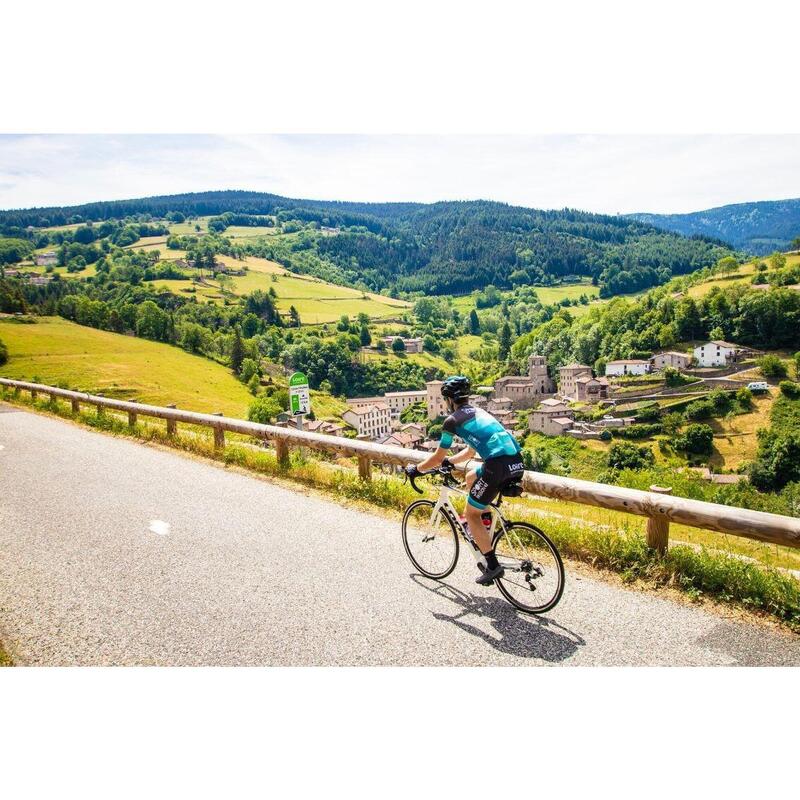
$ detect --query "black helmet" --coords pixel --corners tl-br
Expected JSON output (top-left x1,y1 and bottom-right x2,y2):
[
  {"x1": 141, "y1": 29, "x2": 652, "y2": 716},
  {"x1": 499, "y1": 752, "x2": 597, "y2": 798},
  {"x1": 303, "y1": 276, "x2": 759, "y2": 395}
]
[{"x1": 441, "y1": 375, "x2": 471, "y2": 401}]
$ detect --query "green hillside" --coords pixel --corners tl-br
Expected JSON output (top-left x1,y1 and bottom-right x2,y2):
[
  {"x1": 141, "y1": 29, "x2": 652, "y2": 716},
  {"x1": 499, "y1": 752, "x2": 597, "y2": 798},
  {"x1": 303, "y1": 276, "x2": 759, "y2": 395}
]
[{"x1": 0, "y1": 316, "x2": 257, "y2": 417}]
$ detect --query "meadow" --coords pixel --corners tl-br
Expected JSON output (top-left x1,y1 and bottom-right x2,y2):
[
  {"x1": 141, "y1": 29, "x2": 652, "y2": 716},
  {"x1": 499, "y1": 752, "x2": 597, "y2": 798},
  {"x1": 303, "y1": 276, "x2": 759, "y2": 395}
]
[{"x1": 0, "y1": 316, "x2": 254, "y2": 417}]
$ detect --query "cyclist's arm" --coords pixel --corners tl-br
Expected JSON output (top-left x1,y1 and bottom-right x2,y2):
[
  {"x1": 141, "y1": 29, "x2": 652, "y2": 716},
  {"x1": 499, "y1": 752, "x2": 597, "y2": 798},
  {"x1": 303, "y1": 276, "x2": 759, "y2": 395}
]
[
  {"x1": 415, "y1": 415, "x2": 458, "y2": 471},
  {"x1": 417, "y1": 447, "x2": 449, "y2": 472},
  {"x1": 448, "y1": 446, "x2": 475, "y2": 466}
]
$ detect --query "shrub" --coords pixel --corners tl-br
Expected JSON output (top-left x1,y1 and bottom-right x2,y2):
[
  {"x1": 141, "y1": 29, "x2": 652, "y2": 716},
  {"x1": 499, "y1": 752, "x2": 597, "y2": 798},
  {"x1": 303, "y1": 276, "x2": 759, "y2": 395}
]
[
  {"x1": 612, "y1": 423, "x2": 662, "y2": 439},
  {"x1": 735, "y1": 387, "x2": 753, "y2": 410},
  {"x1": 757, "y1": 354, "x2": 788, "y2": 380},
  {"x1": 239, "y1": 358, "x2": 260, "y2": 384},
  {"x1": 748, "y1": 431, "x2": 800, "y2": 491},
  {"x1": 599, "y1": 429, "x2": 612, "y2": 441},
  {"x1": 0, "y1": 335, "x2": 7, "y2": 366},
  {"x1": 607, "y1": 442, "x2": 655, "y2": 470},
  {"x1": 663, "y1": 366, "x2": 692, "y2": 387},
  {"x1": 675, "y1": 423, "x2": 714, "y2": 455},
  {"x1": 685, "y1": 399, "x2": 715, "y2": 420},
  {"x1": 779, "y1": 380, "x2": 800, "y2": 399},
  {"x1": 661, "y1": 412, "x2": 684, "y2": 437},
  {"x1": 247, "y1": 396, "x2": 282, "y2": 424},
  {"x1": 634, "y1": 405, "x2": 661, "y2": 422},
  {"x1": 247, "y1": 373, "x2": 261, "y2": 395},
  {"x1": 522, "y1": 447, "x2": 552, "y2": 472}
]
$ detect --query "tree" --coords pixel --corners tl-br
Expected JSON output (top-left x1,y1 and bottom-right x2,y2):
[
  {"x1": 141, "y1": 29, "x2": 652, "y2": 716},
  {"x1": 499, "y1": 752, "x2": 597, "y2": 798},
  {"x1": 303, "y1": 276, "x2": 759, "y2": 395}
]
[
  {"x1": 240, "y1": 358, "x2": 260, "y2": 384},
  {"x1": 247, "y1": 396, "x2": 282, "y2": 424},
  {"x1": 391, "y1": 337, "x2": 406, "y2": 353},
  {"x1": 499, "y1": 321, "x2": 512, "y2": 360},
  {"x1": 716, "y1": 255, "x2": 739, "y2": 275},
  {"x1": 230, "y1": 328, "x2": 245, "y2": 375},
  {"x1": 769, "y1": 251, "x2": 787, "y2": 271},
  {"x1": 359, "y1": 324, "x2": 372, "y2": 347},
  {"x1": 0, "y1": 335, "x2": 7, "y2": 366},
  {"x1": 607, "y1": 442, "x2": 655, "y2": 470},
  {"x1": 675, "y1": 423, "x2": 714, "y2": 455},
  {"x1": 757, "y1": 354, "x2": 787, "y2": 379},
  {"x1": 289, "y1": 306, "x2": 301, "y2": 327},
  {"x1": 468, "y1": 308, "x2": 480, "y2": 335},
  {"x1": 135, "y1": 301, "x2": 169, "y2": 341},
  {"x1": 709, "y1": 325, "x2": 725, "y2": 340}
]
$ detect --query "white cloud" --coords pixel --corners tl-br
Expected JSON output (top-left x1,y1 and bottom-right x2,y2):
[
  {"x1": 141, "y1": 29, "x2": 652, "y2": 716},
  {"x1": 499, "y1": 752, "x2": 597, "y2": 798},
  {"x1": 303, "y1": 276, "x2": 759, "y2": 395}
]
[{"x1": 1, "y1": 134, "x2": 798, "y2": 214}]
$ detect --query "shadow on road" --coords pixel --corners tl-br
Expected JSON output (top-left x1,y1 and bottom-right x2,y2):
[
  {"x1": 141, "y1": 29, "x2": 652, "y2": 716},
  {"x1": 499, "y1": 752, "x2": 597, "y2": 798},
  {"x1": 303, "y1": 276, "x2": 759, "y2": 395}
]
[{"x1": 410, "y1": 574, "x2": 585, "y2": 663}]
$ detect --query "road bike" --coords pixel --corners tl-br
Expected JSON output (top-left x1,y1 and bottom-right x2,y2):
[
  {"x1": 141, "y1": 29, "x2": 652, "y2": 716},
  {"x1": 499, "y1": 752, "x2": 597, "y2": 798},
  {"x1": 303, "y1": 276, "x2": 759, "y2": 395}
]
[{"x1": 402, "y1": 464, "x2": 565, "y2": 614}]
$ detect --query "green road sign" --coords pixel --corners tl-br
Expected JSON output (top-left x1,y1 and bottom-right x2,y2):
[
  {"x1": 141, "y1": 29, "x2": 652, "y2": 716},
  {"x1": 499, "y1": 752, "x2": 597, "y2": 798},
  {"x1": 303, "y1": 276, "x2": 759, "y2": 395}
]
[{"x1": 288, "y1": 371, "x2": 311, "y2": 415}]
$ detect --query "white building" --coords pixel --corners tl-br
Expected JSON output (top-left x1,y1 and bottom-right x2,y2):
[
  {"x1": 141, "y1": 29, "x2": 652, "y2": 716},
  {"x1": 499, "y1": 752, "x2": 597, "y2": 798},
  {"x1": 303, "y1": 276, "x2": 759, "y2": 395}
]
[
  {"x1": 605, "y1": 359, "x2": 651, "y2": 377},
  {"x1": 348, "y1": 390, "x2": 426, "y2": 420},
  {"x1": 693, "y1": 340, "x2": 738, "y2": 367},
  {"x1": 342, "y1": 401, "x2": 392, "y2": 440}
]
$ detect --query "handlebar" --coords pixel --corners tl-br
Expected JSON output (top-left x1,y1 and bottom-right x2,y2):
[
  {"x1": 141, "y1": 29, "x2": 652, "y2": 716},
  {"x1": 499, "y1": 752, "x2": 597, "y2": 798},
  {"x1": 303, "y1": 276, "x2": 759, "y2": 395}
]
[{"x1": 407, "y1": 463, "x2": 458, "y2": 494}]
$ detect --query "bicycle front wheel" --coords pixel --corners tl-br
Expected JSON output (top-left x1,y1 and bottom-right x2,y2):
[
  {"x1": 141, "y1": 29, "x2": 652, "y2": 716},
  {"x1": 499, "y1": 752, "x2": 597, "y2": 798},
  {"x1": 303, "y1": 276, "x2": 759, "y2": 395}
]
[
  {"x1": 494, "y1": 521, "x2": 564, "y2": 614},
  {"x1": 402, "y1": 500, "x2": 460, "y2": 579}
]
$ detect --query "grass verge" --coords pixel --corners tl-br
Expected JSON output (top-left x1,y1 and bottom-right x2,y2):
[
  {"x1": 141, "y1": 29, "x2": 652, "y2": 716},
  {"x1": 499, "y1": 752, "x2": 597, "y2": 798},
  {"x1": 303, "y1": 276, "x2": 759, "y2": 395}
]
[{"x1": 3, "y1": 387, "x2": 799, "y2": 632}]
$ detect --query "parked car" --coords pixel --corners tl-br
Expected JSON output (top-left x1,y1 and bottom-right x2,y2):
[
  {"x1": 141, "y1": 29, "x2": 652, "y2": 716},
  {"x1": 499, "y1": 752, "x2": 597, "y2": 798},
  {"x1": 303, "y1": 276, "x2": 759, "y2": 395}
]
[{"x1": 746, "y1": 381, "x2": 769, "y2": 393}]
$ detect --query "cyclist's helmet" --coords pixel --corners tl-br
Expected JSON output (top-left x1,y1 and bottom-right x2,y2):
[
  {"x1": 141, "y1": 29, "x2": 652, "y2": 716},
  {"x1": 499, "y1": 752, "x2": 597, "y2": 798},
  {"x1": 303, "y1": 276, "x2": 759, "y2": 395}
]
[{"x1": 440, "y1": 375, "x2": 471, "y2": 402}]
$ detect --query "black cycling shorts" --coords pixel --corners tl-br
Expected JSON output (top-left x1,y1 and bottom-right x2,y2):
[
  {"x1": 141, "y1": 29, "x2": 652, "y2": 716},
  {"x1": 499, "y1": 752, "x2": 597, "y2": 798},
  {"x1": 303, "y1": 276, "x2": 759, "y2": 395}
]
[{"x1": 468, "y1": 454, "x2": 525, "y2": 509}]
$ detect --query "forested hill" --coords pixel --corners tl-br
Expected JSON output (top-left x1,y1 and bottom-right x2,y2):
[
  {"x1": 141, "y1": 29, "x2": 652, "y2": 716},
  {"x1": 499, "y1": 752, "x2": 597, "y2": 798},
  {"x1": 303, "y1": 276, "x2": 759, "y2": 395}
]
[
  {"x1": 0, "y1": 190, "x2": 731, "y2": 296},
  {"x1": 628, "y1": 197, "x2": 800, "y2": 255}
]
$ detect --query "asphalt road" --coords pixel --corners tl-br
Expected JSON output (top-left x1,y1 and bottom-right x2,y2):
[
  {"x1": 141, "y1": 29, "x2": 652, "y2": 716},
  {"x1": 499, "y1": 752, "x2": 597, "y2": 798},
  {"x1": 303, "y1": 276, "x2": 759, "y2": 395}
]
[{"x1": 1, "y1": 404, "x2": 798, "y2": 666}]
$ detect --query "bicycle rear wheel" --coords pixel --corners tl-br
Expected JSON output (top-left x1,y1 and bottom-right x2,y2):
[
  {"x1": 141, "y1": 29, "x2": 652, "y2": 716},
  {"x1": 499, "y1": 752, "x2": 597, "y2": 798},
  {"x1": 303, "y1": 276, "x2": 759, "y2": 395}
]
[
  {"x1": 402, "y1": 500, "x2": 460, "y2": 579},
  {"x1": 494, "y1": 521, "x2": 564, "y2": 614}
]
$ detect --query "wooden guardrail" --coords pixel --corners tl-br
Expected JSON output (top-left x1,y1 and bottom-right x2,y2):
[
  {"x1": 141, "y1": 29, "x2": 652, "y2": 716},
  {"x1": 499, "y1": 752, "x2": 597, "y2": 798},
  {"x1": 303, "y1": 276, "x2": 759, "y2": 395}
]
[{"x1": 3, "y1": 377, "x2": 800, "y2": 554}]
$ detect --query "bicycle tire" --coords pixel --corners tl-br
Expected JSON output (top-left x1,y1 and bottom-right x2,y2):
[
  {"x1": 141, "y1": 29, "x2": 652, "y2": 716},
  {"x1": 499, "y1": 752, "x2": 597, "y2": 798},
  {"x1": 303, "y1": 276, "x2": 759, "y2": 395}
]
[
  {"x1": 402, "y1": 500, "x2": 460, "y2": 579},
  {"x1": 494, "y1": 520, "x2": 565, "y2": 614}
]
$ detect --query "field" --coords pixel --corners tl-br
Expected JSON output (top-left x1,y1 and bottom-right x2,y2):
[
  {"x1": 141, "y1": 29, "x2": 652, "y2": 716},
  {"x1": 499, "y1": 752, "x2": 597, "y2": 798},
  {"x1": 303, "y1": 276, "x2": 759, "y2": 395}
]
[
  {"x1": 0, "y1": 317, "x2": 254, "y2": 417},
  {"x1": 686, "y1": 254, "x2": 800, "y2": 299},
  {"x1": 449, "y1": 280, "x2": 602, "y2": 318}
]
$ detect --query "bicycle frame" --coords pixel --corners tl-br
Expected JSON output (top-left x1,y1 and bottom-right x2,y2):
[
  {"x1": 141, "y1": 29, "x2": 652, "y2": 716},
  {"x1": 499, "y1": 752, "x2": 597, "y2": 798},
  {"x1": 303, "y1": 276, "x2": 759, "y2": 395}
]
[{"x1": 428, "y1": 481, "x2": 506, "y2": 571}]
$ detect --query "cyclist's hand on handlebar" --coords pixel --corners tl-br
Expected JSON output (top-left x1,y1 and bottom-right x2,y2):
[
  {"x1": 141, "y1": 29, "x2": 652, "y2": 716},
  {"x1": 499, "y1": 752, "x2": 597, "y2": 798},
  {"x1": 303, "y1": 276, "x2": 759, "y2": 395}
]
[
  {"x1": 441, "y1": 457, "x2": 454, "y2": 472},
  {"x1": 405, "y1": 464, "x2": 421, "y2": 479}
]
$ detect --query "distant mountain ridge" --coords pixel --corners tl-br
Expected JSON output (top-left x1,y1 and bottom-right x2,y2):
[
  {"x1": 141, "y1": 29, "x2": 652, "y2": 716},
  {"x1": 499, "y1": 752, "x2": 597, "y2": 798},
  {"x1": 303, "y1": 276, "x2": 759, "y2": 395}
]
[
  {"x1": 0, "y1": 190, "x2": 730, "y2": 297},
  {"x1": 627, "y1": 197, "x2": 800, "y2": 255}
]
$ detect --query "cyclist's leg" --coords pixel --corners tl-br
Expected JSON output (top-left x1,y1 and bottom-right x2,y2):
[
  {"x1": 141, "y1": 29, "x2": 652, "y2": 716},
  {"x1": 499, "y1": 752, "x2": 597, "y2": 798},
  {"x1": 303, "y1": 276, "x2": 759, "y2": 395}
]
[{"x1": 465, "y1": 465, "x2": 493, "y2": 554}]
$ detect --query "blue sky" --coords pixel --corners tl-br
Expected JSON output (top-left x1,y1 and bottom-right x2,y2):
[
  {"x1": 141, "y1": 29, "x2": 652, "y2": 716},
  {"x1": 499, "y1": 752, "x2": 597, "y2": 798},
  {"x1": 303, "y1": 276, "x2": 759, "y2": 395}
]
[{"x1": 1, "y1": 134, "x2": 798, "y2": 214}]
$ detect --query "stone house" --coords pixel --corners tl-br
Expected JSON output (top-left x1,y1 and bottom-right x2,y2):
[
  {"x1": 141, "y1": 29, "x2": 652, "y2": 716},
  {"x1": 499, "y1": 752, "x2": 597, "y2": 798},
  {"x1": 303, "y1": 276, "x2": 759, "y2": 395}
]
[
  {"x1": 574, "y1": 375, "x2": 609, "y2": 403},
  {"x1": 558, "y1": 364, "x2": 593, "y2": 399},
  {"x1": 650, "y1": 351, "x2": 691, "y2": 370}
]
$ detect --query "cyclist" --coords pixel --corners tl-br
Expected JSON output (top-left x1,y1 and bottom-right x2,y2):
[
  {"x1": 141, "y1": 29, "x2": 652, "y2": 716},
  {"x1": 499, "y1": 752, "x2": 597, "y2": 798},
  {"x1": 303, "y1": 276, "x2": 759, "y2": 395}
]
[{"x1": 406, "y1": 375, "x2": 524, "y2": 585}]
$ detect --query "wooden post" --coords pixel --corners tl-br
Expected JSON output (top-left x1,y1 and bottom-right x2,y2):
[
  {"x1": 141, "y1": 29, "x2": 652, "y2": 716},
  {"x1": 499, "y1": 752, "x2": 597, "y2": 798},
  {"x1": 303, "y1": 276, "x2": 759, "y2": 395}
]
[
  {"x1": 71, "y1": 398, "x2": 80, "y2": 414},
  {"x1": 30, "y1": 389, "x2": 38, "y2": 401},
  {"x1": 646, "y1": 485, "x2": 673, "y2": 554},
  {"x1": 96, "y1": 393, "x2": 104, "y2": 417},
  {"x1": 275, "y1": 438, "x2": 290, "y2": 466},
  {"x1": 358, "y1": 454, "x2": 372, "y2": 481},
  {"x1": 13, "y1": 386, "x2": 21, "y2": 398},
  {"x1": 213, "y1": 412, "x2": 224, "y2": 449},
  {"x1": 166, "y1": 404, "x2": 177, "y2": 436},
  {"x1": 49, "y1": 392, "x2": 57, "y2": 406},
  {"x1": 128, "y1": 404, "x2": 138, "y2": 427}
]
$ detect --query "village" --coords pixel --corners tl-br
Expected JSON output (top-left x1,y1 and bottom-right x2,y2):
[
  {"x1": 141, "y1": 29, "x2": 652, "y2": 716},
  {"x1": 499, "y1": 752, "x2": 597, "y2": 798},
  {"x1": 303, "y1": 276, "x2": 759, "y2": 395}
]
[{"x1": 278, "y1": 338, "x2": 762, "y2": 453}]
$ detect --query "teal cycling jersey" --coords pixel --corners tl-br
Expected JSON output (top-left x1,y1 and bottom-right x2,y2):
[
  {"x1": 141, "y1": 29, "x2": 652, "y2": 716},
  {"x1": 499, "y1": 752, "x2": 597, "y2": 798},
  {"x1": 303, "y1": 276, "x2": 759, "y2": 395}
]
[{"x1": 438, "y1": 404, "x2": 521, "y2": 460}]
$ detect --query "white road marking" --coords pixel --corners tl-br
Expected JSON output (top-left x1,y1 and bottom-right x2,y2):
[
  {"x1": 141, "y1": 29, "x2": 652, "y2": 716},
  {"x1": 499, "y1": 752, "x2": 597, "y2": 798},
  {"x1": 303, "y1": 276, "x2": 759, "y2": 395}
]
[{"x1": 148, "y1": 520, "x2": 170, "y2": 536}]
